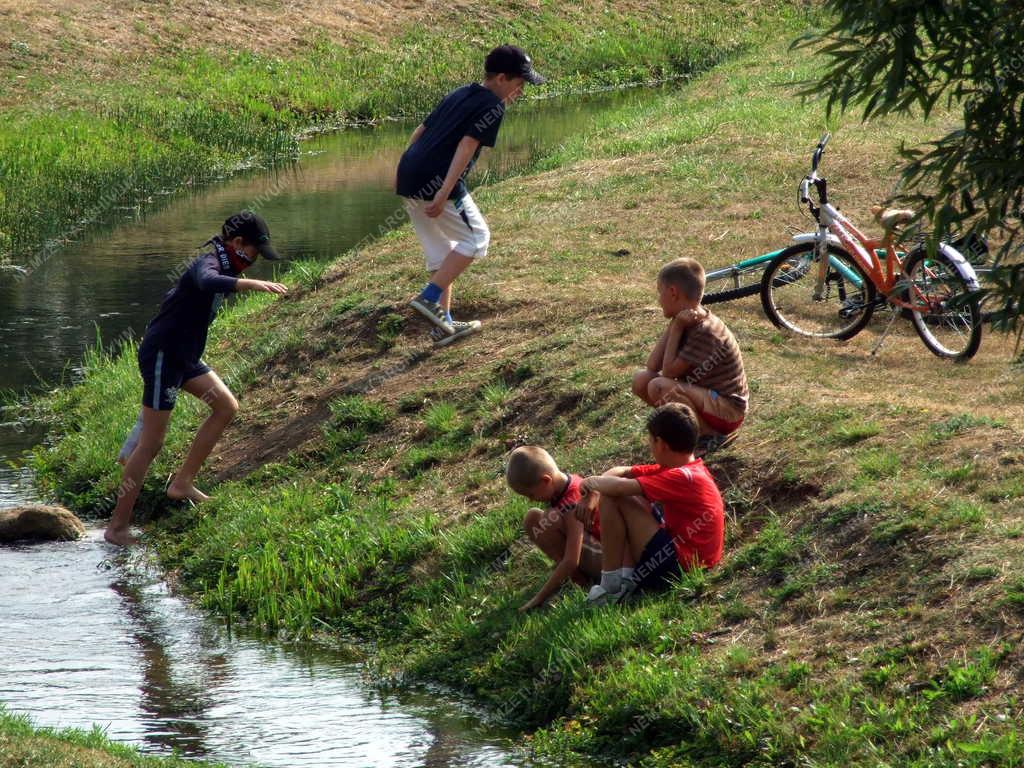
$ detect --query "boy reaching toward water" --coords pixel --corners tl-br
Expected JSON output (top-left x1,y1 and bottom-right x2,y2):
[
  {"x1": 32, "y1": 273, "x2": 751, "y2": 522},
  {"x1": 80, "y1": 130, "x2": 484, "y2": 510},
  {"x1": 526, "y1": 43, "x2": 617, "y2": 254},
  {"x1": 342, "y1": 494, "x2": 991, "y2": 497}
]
[
  {"x1": 632, "y1": 257, "x2": 749, "y2": 454},
  {"x1": 507, "y1": 446, "x2": 602, "y2": 612},
  {"x1": 104, "y1": 212, "x2": 287, "y2": 546},
  {"x1": 575, "y1": 403, "x2": 725, "y2": 605},
  {"x1": 398, "y1": 45, "x2": 545, "y2": 347}
]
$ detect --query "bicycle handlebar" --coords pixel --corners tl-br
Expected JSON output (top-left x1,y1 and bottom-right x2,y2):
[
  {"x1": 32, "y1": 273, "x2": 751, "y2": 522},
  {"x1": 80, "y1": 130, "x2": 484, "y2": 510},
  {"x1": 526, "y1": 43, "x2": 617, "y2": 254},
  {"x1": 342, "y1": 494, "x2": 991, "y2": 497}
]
[
  {"x1": 799, "y1": 134, "x2": 831, "y2": 213},
  {"x1": 811, "y1": 132, "x2": 830, "y2": 172}
]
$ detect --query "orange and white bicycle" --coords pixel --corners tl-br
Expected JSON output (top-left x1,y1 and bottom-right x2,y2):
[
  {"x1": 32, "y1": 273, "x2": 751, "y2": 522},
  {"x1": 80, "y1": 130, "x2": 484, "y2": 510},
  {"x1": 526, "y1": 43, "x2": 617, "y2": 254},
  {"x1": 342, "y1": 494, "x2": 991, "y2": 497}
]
[{"x1": 759, "y1": 134, "x2": 983, "y2": 361}]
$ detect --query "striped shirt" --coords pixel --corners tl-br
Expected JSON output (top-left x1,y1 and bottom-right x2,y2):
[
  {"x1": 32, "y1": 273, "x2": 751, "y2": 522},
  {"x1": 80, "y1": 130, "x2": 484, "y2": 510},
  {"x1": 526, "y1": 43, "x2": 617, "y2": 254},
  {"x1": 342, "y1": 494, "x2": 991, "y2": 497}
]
[{"x1": 675, "y1": 311, "x2": 748, "y2": 410}]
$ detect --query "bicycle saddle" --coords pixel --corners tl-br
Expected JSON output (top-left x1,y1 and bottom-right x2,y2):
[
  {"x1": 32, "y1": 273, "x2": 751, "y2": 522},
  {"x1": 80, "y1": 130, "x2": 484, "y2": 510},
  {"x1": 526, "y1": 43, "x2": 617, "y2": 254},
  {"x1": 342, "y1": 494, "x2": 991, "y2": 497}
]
[{"x1": 871, "y1": 206, "x2": 916, "y2": 230}]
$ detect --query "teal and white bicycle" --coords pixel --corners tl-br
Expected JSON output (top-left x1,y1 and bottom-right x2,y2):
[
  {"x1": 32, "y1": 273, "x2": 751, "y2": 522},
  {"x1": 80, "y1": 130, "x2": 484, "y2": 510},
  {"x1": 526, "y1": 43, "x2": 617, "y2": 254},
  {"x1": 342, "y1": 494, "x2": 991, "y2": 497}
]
[{"x1": 704, "y1": 136, "x2": 989, "y2": 361}]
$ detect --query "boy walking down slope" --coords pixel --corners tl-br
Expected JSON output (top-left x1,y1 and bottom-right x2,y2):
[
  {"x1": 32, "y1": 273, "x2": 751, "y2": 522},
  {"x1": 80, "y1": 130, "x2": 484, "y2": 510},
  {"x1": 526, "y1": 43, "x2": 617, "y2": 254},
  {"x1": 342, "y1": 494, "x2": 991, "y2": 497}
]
[
  {"x1": 105, "y1": 212, "x2": 288, "y2": 546},
  {"x1": 397, "y1": 45, "x2": 545, "y2": 346}
]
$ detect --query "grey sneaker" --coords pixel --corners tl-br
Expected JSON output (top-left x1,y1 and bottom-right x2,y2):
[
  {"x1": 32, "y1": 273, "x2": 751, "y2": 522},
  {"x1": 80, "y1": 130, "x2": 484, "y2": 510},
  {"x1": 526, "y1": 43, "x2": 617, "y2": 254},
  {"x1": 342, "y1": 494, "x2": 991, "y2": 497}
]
[
  {"x1": 430, "y1": 319, "x2": 482, "y2": 347},
  {"x1": 409, "y1": 296, "x2": 453, "y2": 333},
  {"x1": 586, "y1": 583, "x2": 625, "y2": 607}
]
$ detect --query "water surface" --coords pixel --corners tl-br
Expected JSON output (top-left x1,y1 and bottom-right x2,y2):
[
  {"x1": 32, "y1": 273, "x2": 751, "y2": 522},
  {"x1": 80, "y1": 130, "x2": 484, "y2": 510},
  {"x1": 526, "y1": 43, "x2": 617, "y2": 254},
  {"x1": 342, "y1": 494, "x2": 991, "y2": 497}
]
[{"x1": 0, "y1": 527, "x2": 521, "y2": 767}]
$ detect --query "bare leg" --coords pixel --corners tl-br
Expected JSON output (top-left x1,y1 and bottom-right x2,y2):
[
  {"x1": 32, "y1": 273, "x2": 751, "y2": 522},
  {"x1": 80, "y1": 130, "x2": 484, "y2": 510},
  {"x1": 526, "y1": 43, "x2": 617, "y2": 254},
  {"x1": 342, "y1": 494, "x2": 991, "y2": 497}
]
[
  {"x1": 105, "y1": 407, "x2": 171, "y2": 546},
  {"x1": 428, "y1": 250, "x2": 474, "y2": 291},
  {"x1": 598, "y1": 494, "x2": 662, "y2": 572},
  {"x1": 167, "y1": 371, "x2": 238, "y2": 504},
  {"x1": 648, "y1": 377, "x2": 715, "y2": 436},
  {"x1": 632, "y1": 369, "x2": 660, "y2": 406},
  {"x1": 524, "y1": 508, "x2": 590, "y2": 588}
]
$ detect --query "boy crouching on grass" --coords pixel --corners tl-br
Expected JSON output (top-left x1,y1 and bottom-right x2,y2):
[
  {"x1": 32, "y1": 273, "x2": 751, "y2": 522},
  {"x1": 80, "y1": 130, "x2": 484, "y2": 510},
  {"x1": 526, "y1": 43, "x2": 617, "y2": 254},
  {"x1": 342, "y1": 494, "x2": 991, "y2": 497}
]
[
  {"x1": 507, "y1": 446, "x2": 602, "y2": 612},
  {"x1": 575, "y1": 403, "x2": 724, "y2": 605},
  {"x1": 633, "y1": 257, "x2": 748, "y2": 454}
]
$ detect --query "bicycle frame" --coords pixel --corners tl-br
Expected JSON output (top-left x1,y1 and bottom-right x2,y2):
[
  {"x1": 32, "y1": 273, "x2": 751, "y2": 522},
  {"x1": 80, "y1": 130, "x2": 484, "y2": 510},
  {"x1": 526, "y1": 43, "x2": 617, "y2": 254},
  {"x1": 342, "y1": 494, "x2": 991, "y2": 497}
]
[{"x1": 814, "y1": 203, "x2": 910, "y2": 305}]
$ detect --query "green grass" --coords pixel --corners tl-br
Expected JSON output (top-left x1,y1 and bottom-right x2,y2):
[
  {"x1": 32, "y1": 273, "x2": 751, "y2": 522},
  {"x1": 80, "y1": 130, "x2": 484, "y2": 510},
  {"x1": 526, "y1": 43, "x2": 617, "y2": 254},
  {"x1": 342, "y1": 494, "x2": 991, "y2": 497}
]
[
  {"x1": 0, "y1": 705, "x2": 227, "y2": 767},
  {"x1": 0, "y1": 0, "x2": 776, "y2": 264},
  {"x1": 23, "y1": 4, "x2": 1024, "y2": 766}
]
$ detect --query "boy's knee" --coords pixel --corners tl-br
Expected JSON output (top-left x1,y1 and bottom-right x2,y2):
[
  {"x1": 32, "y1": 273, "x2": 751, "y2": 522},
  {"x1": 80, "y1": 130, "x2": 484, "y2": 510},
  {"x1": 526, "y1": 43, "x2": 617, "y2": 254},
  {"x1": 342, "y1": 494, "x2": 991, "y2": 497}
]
[
  {"x1": 212, "y1": 393, "x2": 240, "y2": 419},
  {"x1": 632, "y1": 369, "x2": 653, "y2": 398},
  {"x1": 648, "y1": 377, "x2": 669, "y2": 403},
  {"x1": 523, "y1": 507, "x2": 545, "y2": 540},
  {"x1": 140, "y1": 437, "x2": 165, "y2": 460}
]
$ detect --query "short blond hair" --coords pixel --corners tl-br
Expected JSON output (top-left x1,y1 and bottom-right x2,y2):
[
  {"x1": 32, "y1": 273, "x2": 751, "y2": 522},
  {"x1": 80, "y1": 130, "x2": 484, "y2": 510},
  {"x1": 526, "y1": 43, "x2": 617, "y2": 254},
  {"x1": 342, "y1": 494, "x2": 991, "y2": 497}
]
[
  {"x1": 658, "y1": 257, "x2": 705, "y2": 301},
  {"x1": 506, "y1": 446, "x2": 558, "y2": 493}
]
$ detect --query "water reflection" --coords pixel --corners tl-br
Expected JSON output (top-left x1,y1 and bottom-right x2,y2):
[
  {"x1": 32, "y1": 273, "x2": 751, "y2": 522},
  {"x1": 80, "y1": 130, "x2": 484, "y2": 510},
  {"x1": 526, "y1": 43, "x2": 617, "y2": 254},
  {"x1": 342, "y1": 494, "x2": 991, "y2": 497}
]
[
  {"x1": 0, "y1": 530, "x2": 520, "y2": 767},
  {"x1": 0, "y1": 87, "x2": 655, "y2": 397}
]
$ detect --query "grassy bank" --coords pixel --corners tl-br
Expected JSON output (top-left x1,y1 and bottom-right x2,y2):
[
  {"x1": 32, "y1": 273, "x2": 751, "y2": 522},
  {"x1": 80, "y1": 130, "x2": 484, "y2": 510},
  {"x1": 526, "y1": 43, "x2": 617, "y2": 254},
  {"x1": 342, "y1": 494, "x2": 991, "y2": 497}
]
[
  {"x1": 0, "y1": 0, "x2": 778, "y2": 265},
  {"x1": 28, "y1": 6, "x2": 1024, "y2": 768},
  {"x1": 0, "y1": 707, "x2": 225, "y2": 768}
]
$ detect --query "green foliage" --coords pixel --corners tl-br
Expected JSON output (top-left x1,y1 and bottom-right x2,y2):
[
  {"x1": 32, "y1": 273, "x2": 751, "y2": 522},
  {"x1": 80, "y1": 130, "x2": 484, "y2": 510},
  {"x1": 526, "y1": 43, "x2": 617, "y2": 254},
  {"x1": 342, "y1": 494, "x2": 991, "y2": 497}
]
[
  {"x1": 928, "y1": 648, "x2": 999, "y2": 703},
  {"x1": 423, "y1": 402, "x2": 460, "y2": 435},
  {"x1": 289, "y1": 258, "x2": 329, "y2": 291},
  {"x1": 929, "y1": 413, "x2": 1004, "y2": 439},
  {"x1": 800, "y1": 1, "x2": 1024, "y2": 328},
  {"x1": 375, "y1": 312, "x2": 405, "y2": 349},
  {"x1": 0, "y1": 704, "x2": 229, "y2": 767},
  {"x1": 831, "y1": 418, "x2": 882, "y2": 445}
]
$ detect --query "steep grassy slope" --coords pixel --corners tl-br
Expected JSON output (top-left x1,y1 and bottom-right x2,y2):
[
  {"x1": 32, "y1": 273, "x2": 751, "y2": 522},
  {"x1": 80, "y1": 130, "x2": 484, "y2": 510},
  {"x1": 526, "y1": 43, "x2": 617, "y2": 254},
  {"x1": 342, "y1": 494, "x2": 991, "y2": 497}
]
[{"x1": 27, "y1": 8, "x2": 1024, "y2": 767}]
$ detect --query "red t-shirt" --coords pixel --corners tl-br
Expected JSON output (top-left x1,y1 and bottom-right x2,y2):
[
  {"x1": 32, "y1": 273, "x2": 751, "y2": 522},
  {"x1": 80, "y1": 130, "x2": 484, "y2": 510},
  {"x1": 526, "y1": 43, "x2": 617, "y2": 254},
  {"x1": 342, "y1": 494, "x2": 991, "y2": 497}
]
[
  {"x1": 549, "y1": 473, "x2": 601, "y2": 540},
  {"x1": 630, "y1": 461, "x2": 724, "y2": 569}
]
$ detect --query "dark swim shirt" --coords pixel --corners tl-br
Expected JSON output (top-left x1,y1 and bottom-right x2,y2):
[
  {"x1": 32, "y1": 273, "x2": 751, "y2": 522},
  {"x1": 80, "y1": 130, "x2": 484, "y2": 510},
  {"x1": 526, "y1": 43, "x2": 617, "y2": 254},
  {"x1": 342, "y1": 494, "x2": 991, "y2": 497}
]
[
  {"x1": 142, "y1": 237, "x2": 242, "y2": 365},
  {"x1": 396, "y1": 83, "x2": 505, "y2": 201}
]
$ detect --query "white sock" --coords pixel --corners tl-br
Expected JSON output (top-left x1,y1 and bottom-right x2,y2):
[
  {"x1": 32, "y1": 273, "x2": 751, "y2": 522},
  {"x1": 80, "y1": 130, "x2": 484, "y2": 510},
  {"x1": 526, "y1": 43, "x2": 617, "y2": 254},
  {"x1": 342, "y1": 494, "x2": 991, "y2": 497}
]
[
  {"x1": 619, "y1": 567, "x2": 635, "y2": 583},
  {"x1": 600, "y1": 570, "x2": 622, "y2": 593}
]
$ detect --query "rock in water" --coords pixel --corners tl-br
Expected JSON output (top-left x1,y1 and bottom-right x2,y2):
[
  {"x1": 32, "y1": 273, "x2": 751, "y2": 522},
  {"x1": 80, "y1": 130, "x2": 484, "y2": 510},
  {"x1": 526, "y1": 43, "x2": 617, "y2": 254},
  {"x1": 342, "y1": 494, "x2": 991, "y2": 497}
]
[{"x1": 0, "y1": 505, "x2": 86, "y2": 543}]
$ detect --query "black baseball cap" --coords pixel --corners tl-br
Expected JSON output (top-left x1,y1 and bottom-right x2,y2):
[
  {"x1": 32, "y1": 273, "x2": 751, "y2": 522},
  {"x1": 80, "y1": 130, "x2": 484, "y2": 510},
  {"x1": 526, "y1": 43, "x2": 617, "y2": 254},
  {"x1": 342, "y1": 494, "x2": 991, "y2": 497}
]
[
  {"x1": 485, "y1": 45, "x2": 546, "y2": 85},
  {"x1": 222, "y1": 210, "x2": 281, "y2": 261}
]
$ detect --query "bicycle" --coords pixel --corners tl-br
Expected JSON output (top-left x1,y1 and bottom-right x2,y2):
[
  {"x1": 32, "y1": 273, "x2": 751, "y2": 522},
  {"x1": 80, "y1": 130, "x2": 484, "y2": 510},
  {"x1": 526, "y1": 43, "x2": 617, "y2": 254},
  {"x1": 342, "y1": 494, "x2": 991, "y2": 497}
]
[{"x1": 758, "y1": 133, "x2": 983, "y2": 361}]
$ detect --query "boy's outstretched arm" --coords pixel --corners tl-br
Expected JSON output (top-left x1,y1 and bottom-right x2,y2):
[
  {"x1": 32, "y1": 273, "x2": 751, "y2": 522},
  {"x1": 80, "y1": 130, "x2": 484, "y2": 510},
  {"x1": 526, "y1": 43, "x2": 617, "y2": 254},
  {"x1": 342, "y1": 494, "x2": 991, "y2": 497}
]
[
  {"x1": 425, "y1": 135, "x2": 481, "y2": 217},
  {"x1": 580, "y1": 475, "x2": 643, "y2": 499},
  {"x1": 602, "y1": 466, "x2": 633, "y2": 478},
  {"x1": 519, "y1": 514, "x2": 586, "y2": 612},
  {"x1": 235, "y1": 278, "x2": 288, "y2": 295}
]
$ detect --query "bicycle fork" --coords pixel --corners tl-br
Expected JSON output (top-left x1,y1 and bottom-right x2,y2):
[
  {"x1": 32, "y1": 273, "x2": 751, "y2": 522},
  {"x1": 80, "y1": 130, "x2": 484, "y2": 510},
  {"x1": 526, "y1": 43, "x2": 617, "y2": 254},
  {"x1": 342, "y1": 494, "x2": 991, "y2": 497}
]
[{"x1": 813, "y1": 226, "x2": 830, "y2": 301}]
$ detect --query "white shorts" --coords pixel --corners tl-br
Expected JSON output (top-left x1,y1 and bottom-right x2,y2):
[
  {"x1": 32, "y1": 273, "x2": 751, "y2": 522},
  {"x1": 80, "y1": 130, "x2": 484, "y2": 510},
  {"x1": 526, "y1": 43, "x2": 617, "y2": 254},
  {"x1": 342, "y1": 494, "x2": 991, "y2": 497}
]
[{"x1": 403, "y1": 194, "x2": 490, "y2": 272}]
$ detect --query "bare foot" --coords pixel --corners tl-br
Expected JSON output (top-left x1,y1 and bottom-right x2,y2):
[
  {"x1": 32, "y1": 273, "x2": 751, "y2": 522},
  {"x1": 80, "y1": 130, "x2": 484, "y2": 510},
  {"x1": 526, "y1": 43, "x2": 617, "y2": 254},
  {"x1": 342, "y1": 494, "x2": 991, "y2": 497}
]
[
  {"x1": 167, "y1": 478, "x2": 210, "y2": 505},
  {"x1": 103, "y1": 527, "x2": 139, "y2": 546}
]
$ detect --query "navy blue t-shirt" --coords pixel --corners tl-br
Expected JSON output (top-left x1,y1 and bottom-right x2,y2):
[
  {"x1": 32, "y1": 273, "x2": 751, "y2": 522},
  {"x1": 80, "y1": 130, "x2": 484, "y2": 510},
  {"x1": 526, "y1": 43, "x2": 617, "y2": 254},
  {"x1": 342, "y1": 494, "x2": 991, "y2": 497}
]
[
  {"x1": 396, "y1": 83, "x2": 505, "y2": 201},
  {"x1": 142, "y1": 238, "x2": 240, "y2": 365}
]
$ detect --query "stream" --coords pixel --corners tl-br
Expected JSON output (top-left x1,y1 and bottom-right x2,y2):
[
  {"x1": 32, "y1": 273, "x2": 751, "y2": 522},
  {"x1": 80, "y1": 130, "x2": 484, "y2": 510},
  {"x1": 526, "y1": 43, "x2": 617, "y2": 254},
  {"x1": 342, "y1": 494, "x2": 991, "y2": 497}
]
[{"x1": 0, "y1": 85, "x2": 658, "y2": 767}]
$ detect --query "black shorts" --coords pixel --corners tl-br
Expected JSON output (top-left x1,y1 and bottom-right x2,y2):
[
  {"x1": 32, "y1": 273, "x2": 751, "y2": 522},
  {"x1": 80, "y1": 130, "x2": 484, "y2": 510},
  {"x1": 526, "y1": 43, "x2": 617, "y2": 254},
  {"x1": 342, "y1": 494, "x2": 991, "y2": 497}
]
[
  {"x1": 138, "y1": 341, "x2": 210, "y2": 411},
  {"x1": 633, "y1": 527, "x2": 682, "y2": 593}
]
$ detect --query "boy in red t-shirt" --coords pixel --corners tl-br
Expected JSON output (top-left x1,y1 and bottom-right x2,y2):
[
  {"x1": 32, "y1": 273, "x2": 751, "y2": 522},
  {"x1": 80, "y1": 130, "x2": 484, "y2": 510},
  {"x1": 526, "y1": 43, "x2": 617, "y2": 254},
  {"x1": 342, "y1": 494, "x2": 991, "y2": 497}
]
[
  {"x1": 507, "y1": 446, "x2": 602, "y2": 612},
  {"x1": 575, "y1": 403, "x2": 724, "y2": 604}
]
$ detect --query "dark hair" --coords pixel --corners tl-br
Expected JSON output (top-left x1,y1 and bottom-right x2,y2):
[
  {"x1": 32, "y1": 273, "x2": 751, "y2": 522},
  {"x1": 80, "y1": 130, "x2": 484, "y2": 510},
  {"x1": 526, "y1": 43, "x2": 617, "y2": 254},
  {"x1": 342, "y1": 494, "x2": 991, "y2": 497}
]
[{"x1": 646, "y1": 403, "x2": 699, "y2": 453}]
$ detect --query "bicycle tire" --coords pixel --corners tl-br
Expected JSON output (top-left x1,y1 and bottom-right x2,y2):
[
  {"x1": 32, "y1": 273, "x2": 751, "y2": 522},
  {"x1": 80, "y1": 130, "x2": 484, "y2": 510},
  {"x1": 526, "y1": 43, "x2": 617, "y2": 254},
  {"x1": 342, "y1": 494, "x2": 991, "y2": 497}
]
[
  {"x1": 704, "y1": 282, "x2": 762, "y2": 305},
  {"x1": 903, "y1": 249, "x2": 982, "y2": 361},
  {"x1": 703, "y1": 266, "x2": 765, "y2": 305},
  {"x1": 760, "y1": 242, "x2": 876, "y2": 340}
]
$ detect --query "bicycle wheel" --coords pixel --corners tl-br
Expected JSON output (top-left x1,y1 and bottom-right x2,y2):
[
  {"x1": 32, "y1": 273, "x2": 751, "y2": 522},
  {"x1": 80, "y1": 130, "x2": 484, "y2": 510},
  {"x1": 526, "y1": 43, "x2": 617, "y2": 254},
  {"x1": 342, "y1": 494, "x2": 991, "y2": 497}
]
[
  {"x1": 703, "y1": 261, "x2": 768, "y2": 305},
  {"x1": 760, "y1": 242, "x2": 876, "y2": 340},
  {"x1": 903, "y1": 250, "x2": 982, "y2": 361}
]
